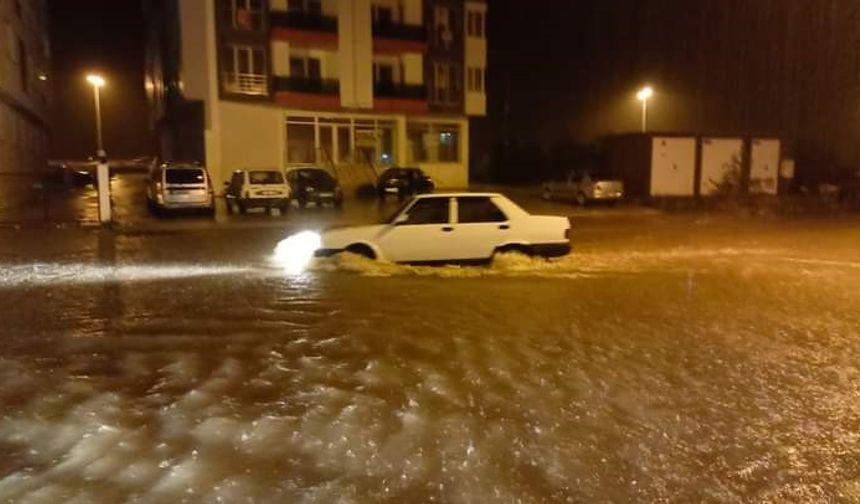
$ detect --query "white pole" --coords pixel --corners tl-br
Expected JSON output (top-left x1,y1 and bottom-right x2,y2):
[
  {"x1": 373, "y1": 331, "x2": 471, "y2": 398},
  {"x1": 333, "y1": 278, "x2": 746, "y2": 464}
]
[
  {"x1": 93, "y1": 84, "x2": 110, "y2": 223},
  {"x1": 641, "y1": 98, "x2": 648, "y2": 132}
]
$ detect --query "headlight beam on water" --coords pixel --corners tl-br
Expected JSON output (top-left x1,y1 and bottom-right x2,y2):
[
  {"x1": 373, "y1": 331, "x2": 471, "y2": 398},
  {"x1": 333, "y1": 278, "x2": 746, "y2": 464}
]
[{"x1": 273, "y1": 231, "x2": 322, "y2": 274}]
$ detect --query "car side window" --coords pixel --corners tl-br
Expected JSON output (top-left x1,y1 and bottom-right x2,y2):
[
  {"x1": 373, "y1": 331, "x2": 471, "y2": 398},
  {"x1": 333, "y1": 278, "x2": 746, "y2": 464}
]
[
  {"x1": 458, "y1": 197, "x2": 507, "y2": 223},
  {"x1": 403, "y1": 198, "x2": 450, "y2": 225}
]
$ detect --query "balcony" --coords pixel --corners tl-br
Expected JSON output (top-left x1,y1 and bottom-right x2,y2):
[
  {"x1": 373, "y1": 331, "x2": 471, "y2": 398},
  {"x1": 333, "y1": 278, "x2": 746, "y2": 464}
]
[
  {"x1": 372, "y1": 21, "x2": 427, "y2": 54},
  {"x1": 274, "y1": 76, "x2": 340, "y2": 95},
  {"x1": 271, "y1": 11, "x2": 337, "y2": 33},
  {"x1": 372, "y1": 22, "x2": 425, "y2": 42},
  {"x1": 373, "y1": 82, "x2": 428, "y2": 114},
  {"x1": 373, "y1": 82, "x2": 426, "y2": 100},
  {"x1": 223, "y1": 73, "x2": 269, "y2": 96}
]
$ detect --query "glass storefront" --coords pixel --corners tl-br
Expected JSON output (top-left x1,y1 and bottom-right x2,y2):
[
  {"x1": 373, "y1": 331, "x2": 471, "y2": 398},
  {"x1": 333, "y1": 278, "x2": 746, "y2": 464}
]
[
  {"x1": 406, "y1": 122, "x2": 461, "y2": 164},
  {"x1": 285, "y1": 115, "x2": 399, "y2": 168}
]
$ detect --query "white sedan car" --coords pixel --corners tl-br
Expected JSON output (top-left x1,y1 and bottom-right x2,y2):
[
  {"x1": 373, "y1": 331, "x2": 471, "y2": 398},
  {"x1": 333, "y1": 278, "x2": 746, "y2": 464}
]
[{"x1": 316, "y1": 193, "x2": 572, "y2": 263}]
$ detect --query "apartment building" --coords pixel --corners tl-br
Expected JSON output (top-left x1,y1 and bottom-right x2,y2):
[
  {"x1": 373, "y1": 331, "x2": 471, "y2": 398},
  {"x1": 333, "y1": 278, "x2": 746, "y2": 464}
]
[
  {"x1": 145, "y1": 0, "x2": 486, "y2": 189},
  {"x1": 0, "y1": 0, "x2": 50, "y2": 200}
]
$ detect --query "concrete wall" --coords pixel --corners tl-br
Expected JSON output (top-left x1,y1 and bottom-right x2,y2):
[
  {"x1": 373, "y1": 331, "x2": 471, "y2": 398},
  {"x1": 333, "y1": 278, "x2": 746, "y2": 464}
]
[
  {"x1": 463, "y1": 1, "x2": 487, "y2": 116},
  {"x1": 650, "y1": 137, "x2": 696, "y2": 196},
  {"x1": 216, "y1": 102, "x2": 284, "y2": 185},
  {"x1": 700, "y1": 138, "x2": 743, "y2": 195},
  {"x1": 338, "y1": 0, "x2": 373, "y2": 109},
  {"x1": 402, "y1": 54, "x2": 424, "y2": 85},
  {"x1": 750, "y1": 138, "x2": 780, "y2": 195}
]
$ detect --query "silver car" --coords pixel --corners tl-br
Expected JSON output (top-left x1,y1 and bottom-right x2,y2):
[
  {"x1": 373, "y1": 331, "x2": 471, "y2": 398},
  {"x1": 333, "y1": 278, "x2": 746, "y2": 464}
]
[
  {"x1": 146, "y1": 163, "x2": 215, "y2": 216},
  {"x1": 542, "y1": 170, "x2": 624, "y2": 206}
]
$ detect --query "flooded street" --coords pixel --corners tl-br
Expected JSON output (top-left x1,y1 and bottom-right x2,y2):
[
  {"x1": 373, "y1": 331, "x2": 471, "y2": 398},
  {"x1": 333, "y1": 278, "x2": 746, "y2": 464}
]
[{"x1": 2, "y1": 202, "x2": 860, "y2": 502}]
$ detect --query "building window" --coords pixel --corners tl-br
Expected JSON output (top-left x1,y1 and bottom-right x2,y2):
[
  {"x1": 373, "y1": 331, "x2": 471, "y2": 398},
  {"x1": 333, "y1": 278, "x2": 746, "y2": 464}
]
[
  {"x1": 434, "y1": 6, "x2": 455, "y2": 48},
  {"x1": 407, "y1": 122, "x2": 461, "y2": 163},
  {"x1": 373, "y1": 63, "x2": 395, "y2": 85},
  {"x1": 223, "y1": 0, "x2": 264, "y2": 30},
  {"x1": 288, "y1": 0, "x2": 322, "y2": 15},
  {"x1": 433, "y1": 62, "x2": 461, "y2": 105},
  {"x1": 222, "y1": 45, "x2": 268, "y2": 95},
  {"x1": 286, "y1": 119, "x2": 316, "y2": 163},
  {"x1": 467, "y1": 67, "x2": 484, "y2": 93},
  {"x1": 467, "y1": 10, "x2": 484, "y2": 38},
  {"x1": 18, "y1": 38, "x2": 27, "y2": 93},
  {"x1": 372, "y1": 4, "x2": 395, "y2": 25},
  {"x1": 290, "y1": 56, "x2": 321, "y2": 80}
]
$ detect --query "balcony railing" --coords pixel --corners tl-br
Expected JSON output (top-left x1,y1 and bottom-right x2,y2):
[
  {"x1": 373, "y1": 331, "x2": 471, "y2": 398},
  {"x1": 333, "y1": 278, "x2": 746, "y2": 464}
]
[
  {"x1": 223, "y1": 73, "x2": 269, "y2": 96},
  {"x1": 372, "y1": 21, "x2": 426, "y2": 42},
  {"x1": 274, "y1": 76, "x2": 340, "y2": 95},
  {"x1": 270, "y1": 11, "x2": 338, "y2": 33},
  {"x1": 374, "y1": 82, "x2": 427, "y2": 100}
]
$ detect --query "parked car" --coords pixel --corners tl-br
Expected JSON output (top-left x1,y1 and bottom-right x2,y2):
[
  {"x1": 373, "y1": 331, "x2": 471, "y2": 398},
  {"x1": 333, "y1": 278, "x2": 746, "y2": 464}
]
[
  {"x1": 285, "y1": 167, "x2": 343, "y2": 208},
  {"x1": 48, "y1": 160, "x2": 94, "y2": 187},
  {"x1": 146, "y1": 163, "x2": 215, "y2": 216},
  {"x1": 542, "y1": 170, "x2": 624, "y2": 205},
  {"x1": 225, "y1": 169, "x2": 292, "y2": 214},
  {"x1": 376, "y1": 167, "x2": 435, "y2": 200},
  {"x1": 315, "y1": 193, "x2": 572, "y2": 263}
]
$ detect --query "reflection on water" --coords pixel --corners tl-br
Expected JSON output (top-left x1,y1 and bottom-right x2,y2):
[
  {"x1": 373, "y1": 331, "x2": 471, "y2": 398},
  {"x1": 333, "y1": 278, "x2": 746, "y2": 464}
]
[{"x1": 1, "y1": 246, "x2": 860, "y2": 501}]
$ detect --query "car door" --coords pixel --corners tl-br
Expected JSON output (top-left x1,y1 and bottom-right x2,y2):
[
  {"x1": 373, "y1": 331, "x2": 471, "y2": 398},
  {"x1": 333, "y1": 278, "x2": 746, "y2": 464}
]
[
  {"x1": 376, "y1": 197, "x2": 455, "y2": 262},
  {"x1": 452, "y1": 196, "x2": 511, "y2": 260}
]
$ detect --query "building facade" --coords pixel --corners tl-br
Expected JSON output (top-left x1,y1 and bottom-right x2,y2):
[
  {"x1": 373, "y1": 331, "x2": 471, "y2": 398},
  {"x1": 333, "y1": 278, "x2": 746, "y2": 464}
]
[
  {"x1": 145, "y1": 0, "x2": 486, "y2": 189},
  {"x1": 0, "y1": 0, "x2": 50, "y2": 204}
]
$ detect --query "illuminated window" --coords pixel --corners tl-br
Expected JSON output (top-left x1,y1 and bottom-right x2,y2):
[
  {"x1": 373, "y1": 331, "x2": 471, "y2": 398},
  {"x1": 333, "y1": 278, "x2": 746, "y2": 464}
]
[
  {"x1": 467, "y1": 10, "x2": 484, "y2": 38},
  {"x1": 225, "y1": 0, "x2": 264, "y2": 30},
  {"x1": 222, "y1": 45, "x2": 268, "y2": 95}
]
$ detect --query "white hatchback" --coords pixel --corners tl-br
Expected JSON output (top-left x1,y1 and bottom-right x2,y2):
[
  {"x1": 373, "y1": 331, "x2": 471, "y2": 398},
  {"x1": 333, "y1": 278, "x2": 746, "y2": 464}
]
[{"x1": 316, "y1": 193, "x2": 572, "y2": 263}]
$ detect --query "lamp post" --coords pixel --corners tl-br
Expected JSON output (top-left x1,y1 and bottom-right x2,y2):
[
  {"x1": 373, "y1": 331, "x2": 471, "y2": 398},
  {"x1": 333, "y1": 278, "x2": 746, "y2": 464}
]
[
  {"x1": 86, "y1": 74, "x2": 106, "y2": 158},
  {"x1": 86, "y1": 74, "x2": 111, "y2": 223},
  {"x1": 636, "y1": 86, "x2": 654, "y2": 133}
]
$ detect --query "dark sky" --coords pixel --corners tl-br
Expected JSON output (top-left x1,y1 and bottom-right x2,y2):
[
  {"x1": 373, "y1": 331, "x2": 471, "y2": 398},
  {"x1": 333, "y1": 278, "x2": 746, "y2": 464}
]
[
  {"x1": 48, "y1": 0, "x2": 150, "y2": 159},
  {"x1": 46, "y1": 0, "x2": 860, "y2": 176}
]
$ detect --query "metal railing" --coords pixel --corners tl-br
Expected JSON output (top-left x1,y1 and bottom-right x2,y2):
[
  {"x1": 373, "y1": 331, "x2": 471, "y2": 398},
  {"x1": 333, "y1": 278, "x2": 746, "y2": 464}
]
[
  {"x1": 372, "y1": 21, "x2": 426, "y2": 42},
  {"x1": 270, "y1": 10, "x2": 338, "y2": 33},
  {"x1": 274, "y1": 76, "x2": 340, "y2": 95},
  {"x1": 222, "y1": 73, "x2": 269, "y2": 96},
  {"x1": 374, "y1": 82, "x2": 427, "y2": 100}
]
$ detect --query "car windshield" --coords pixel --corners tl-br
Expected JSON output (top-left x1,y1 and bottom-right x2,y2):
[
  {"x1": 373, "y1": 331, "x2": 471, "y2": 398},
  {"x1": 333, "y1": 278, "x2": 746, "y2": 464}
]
[
  {"x1": 383, "y1": 197, "x2": 416, "y2": 224},
  {"x1": 165, "y1": 168, "x2": 205, "y2": 184},
  {"x1": 298, "y1": 169, "x2": 335, "y2": 184},
  {"x1": 249, "y1": 171, "x2": 284, "y2": 184}
]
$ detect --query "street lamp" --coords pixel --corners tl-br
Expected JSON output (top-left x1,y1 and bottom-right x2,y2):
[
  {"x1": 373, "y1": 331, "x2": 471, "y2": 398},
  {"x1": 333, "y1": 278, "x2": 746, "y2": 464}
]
[
  {"x1": 86, "y1": 74, "x2": 111, "y2": 223},
  {"x1": 636, "y1": 85, "x2": 654, "y2": 133},
  {"x1": 86, "y1": 74, "x2": 106, "y2": 158}
]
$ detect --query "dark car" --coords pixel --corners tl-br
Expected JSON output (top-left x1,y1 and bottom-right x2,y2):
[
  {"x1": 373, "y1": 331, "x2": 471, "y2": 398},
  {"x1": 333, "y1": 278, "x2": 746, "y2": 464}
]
[
  {"x1": 376, "y1": 167, "x2": 435, "y2": 200},
  {"x1": 286, "y1": 167, "x2": 343, "y2": 208}
]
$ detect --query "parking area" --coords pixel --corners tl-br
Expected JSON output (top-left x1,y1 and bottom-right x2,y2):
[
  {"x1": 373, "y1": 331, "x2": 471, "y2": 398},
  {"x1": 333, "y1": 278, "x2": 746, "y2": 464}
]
[{"x1": 20, "y1": 171, "x2": 656, "y2": 233}]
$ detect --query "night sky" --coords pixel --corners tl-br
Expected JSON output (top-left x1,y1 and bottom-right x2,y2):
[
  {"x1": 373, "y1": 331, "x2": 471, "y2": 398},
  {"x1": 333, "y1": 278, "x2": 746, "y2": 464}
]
[
  {"x1": 48, "y1": 0, "x2": 150, "y2": 159},
  {"x1": 47, "y1": 0, "x2": 860, "y2": 180}
]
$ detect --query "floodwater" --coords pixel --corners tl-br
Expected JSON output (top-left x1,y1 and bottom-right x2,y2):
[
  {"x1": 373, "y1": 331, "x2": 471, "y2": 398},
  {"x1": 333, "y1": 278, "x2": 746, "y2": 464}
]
[{"x1": 2, "y1": 210, "x2": 860, "y2": 502}]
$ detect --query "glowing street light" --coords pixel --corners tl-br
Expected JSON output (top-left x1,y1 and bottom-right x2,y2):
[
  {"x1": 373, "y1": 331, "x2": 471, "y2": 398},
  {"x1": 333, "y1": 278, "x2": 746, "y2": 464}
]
[
  {"x1": 636, "y1": 85, "x2": 654, "y2": 133},
  {"x1": 86, "y1": 73, "x2": 111, "y2": 223},
  {"x1": 86, "y1": 74, "x2": 106, "y2": 157}
]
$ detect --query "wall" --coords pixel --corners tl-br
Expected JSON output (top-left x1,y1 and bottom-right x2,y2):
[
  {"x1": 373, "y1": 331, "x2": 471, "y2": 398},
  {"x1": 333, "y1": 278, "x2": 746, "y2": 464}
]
[
  {"x1": 338, "y1": 0, "x2": 373, "y2": 109},
  {"x1": 401, "y1": 53, "x2": 423, "y2": 85},
  {"x1": 216, "y1": 101, "x2": 284, "y2": 185},
  {"x1": 463, "y1": 0, "x2": 486, "y2": 116},
  {"x1": 0, "y1": 0, "x2": 50, "y2": 212},
  {"x1": 750, "y1": 138, "x2": 780, "y2": 195},
  {"x1": 699, "y1": 138, "x2": 743, "y2": 195},
  {"x1": 649, "y1": 137, "x2": 696, "y2": 196}
]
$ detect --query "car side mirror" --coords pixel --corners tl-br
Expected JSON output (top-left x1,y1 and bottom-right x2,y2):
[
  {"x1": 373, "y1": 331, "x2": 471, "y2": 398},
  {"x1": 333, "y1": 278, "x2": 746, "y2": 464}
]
[{"x1": 394, "y1": 213, "x2": 409, "y2": 225}]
